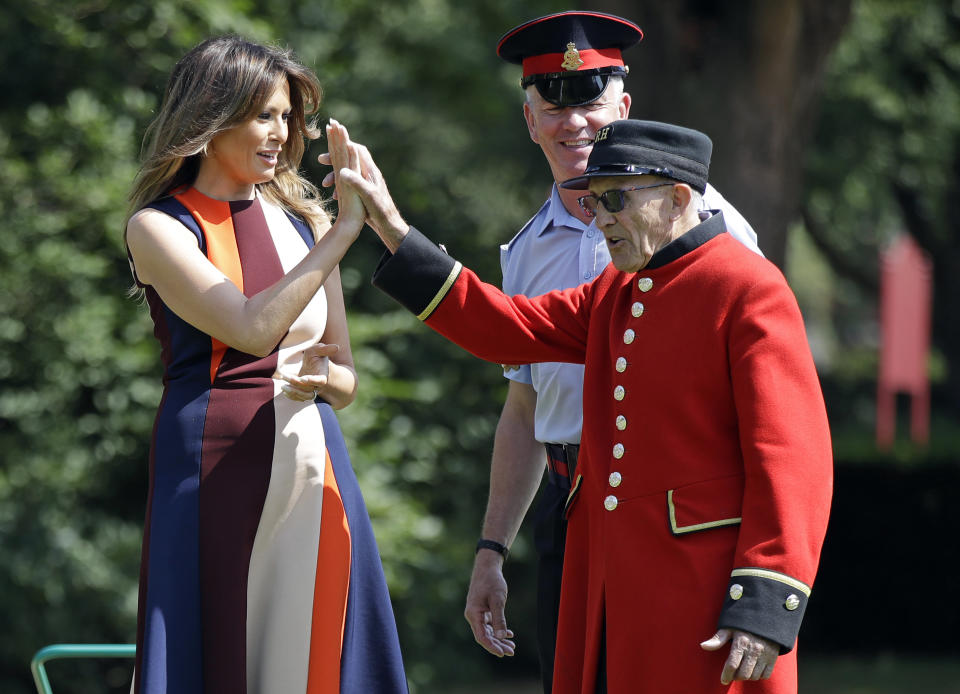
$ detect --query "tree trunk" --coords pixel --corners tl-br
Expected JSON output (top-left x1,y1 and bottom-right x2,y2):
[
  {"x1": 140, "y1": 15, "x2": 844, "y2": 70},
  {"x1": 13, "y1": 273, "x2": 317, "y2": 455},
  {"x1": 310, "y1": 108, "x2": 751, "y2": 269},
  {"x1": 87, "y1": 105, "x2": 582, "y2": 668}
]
[{"x1": 589, "y1": 0, "x2": 851, "y2": 268}]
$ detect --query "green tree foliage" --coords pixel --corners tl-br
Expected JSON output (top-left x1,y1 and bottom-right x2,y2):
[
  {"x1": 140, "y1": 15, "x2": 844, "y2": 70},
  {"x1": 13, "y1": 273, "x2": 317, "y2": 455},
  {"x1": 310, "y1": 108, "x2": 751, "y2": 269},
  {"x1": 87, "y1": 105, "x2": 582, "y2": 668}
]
[
  {"x1": 0, "y1": 0, "x2": 556, "y2": 692},
  {"x1": 802, "y1": 0, "x2": 960, "y2": 436},
  {"x1": 15, "y1": 0, "x2": 951, "y2": 691}
]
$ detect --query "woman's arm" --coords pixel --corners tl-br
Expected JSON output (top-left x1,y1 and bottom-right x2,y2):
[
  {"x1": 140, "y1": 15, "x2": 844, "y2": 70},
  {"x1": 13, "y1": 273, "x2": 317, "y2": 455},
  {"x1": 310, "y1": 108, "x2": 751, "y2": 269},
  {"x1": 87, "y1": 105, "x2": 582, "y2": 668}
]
[
  {"x1": 276, "y1": 265, "x2": 358, "y2": 409},
  {"x1": 126, "y1": 120, "x2": 365, "y2": 357},
  {"x1": 314, "y1": 264, "x2": 358, "y2": 409}
]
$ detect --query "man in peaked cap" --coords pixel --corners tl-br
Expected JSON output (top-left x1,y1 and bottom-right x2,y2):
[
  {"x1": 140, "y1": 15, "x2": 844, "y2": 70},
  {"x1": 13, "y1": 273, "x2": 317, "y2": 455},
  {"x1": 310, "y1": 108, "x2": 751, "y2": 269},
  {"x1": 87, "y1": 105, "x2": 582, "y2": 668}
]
[
  {"x1": 337, "y1": 117, "x2": 832, "y2": 693},
  {"x1": 497, "y1": 11, "x2": 642, "y2": 108},
  {"x1": 462, "y1": 11, "x2": 762, "y2": 694}
]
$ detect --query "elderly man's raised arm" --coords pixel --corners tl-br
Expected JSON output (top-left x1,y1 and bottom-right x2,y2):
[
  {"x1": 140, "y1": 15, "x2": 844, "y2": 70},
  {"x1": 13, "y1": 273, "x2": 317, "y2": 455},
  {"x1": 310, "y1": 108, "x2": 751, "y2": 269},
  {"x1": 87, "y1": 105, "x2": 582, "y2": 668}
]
[{"x1": 370, "y1": 226, "x2": 594, "y2": 367}]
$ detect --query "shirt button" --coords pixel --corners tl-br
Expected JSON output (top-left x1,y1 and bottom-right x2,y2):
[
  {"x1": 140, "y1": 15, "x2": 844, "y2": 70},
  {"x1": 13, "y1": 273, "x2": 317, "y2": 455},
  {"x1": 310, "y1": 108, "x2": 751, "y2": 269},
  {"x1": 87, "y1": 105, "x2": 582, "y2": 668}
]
[
  {"x1": 584, "y1": 272, "x2": 592, "y2": 280},
  {"x1": 609, "y1": 472, "x2": 622, "y2": 487},
  {"x1": 623, "y1": 329, "x2": 635, "y2": 344},
  {"x1": 604, "y1": 495, "x2": 618, "y2": 511},
  {"x1": 613, "y1": 385, "x2": 625, "y2": 401},
  {"x1": 631, "y1": 302, "x2": 644, "y2": 317},
  {"x1": 616, "y1": 415, "x2": 627, "y2": 430},
  {"x1": 612, "y1": 443, "x2": 624, "y2": 459},
  {"x1": 638, "y1": 277, "x2": 653, "y2": 292},
  {"x1": 615, "y1": 357, "x2": 627, "y2": 373},
  {"x1": 586, "y1": 230, "x2": 594, "y2": 238}
]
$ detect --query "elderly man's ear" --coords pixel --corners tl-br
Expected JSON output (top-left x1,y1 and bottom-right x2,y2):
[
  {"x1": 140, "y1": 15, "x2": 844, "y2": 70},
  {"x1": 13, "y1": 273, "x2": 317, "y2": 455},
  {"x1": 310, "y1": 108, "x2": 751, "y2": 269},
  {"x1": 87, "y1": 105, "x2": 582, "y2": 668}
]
[{"x1": 669, "y1": 183, "x2": 694, "y2": 220}]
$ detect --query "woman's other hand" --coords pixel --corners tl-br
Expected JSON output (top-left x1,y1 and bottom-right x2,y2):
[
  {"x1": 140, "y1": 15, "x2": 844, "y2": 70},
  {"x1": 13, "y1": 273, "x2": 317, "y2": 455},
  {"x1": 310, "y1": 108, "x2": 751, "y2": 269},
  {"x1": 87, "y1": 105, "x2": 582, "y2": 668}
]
[{"x1": 277, "y1": 341, "x2": 340, "y2": 401}]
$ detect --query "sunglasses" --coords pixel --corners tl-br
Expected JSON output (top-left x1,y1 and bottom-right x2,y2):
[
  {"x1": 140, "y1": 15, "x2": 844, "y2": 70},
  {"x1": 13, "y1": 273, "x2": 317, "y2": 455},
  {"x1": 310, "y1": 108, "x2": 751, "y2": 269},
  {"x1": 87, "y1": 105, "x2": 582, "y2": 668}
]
[
  {"x1": 521, "y1": 67, "x2": 626, "y2": 107},
  {"x1": 577, "y1": 183, "x2": 675, "y2": 218}
]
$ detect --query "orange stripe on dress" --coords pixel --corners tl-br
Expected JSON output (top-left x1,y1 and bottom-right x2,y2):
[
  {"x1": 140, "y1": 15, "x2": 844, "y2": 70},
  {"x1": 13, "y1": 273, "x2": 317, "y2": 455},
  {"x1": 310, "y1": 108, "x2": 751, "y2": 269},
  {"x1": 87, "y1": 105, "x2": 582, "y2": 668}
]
[
  {"x1": 306, "y1": 449, "x2": 351, "y2": 694},
  {"x1": 175, "y1": 188, "x2": 245, "y2": 383}
]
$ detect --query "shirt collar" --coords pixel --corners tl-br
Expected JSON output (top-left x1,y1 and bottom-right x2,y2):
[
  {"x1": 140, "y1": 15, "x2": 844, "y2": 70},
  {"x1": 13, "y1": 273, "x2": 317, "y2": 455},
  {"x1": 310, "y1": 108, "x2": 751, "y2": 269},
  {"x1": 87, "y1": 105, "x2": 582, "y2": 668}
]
[
  {"x1": 538, "y1": 184, "x2": 595, "y2": 236},
  {"x1": 645, "y1": 211, "x2": 726, "y2": 270}
]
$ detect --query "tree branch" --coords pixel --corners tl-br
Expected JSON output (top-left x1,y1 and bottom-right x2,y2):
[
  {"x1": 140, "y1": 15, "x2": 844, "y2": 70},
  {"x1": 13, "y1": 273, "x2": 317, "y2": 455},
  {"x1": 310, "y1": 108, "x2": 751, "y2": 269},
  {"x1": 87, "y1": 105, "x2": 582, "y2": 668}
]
[
  {"x1": 800, "y1": 206, "x2": 878, "y2": 293},
  {"x1": 891, "y1": 181, "x2": 943, "y2": 257}
]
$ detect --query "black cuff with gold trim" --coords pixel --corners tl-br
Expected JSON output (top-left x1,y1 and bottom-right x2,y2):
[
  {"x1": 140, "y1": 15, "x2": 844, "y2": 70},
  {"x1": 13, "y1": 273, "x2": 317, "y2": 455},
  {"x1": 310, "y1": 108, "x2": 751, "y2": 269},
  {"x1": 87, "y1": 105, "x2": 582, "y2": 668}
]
[
  {"x1": 372, "y1": 226, "x2": 461, "y2": 320},
  {"x1": 716, "y1": 569, "x2": 811, "y2": 654}
]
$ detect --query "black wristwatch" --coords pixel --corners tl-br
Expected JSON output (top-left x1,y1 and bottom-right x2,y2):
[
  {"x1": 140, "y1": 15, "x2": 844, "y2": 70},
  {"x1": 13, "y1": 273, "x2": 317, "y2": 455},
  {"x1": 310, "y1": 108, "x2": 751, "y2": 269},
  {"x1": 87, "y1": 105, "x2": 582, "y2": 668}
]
[{"x1": 475, "y1": 538, "x2": 509, "y2": 559}]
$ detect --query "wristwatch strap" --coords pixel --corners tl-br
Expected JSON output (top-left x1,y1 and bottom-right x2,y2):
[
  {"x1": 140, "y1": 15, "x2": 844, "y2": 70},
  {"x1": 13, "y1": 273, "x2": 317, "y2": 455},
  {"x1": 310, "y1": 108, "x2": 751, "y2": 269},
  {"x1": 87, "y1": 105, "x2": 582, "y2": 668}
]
[{"x1": 475, "y1": 538, "x2": 509, "y2": 559}]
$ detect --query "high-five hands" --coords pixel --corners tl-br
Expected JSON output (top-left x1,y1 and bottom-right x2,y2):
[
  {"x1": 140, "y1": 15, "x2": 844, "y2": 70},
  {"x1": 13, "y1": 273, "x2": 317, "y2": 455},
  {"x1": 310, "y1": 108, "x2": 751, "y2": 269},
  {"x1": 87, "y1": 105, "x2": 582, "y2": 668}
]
[{"x1": 319, "y1": 123, "x2": 410, "y2": 252}]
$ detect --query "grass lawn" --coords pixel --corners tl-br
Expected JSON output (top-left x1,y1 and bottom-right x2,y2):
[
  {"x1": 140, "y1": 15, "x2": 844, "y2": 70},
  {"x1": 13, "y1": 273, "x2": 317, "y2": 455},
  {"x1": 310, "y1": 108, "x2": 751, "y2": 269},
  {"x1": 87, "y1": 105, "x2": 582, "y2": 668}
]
[
  {"x1": 800, "y1": 655, "x2": 960, "y2": 693},
  {"x1": 448, "y1": 655, "x2": 960, "y2": 694}
]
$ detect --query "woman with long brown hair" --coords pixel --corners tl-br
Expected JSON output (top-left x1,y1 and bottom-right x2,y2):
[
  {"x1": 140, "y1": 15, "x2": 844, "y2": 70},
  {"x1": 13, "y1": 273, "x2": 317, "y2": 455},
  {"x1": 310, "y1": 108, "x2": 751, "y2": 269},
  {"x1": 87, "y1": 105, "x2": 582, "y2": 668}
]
[{"x1": 125, "y1": 36, "x2": 407, "y2": 694}]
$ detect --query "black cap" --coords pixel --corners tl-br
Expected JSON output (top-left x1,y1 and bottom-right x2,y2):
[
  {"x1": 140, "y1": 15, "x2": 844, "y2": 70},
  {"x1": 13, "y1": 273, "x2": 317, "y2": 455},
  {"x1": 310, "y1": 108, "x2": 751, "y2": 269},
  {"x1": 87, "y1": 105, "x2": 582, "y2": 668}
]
[
  {"x1": 560, "y1": 120, "x2": 712, "y2": 193},
  {"x1": 496, "y1": 11, "x2": 643, "y2": 107}
]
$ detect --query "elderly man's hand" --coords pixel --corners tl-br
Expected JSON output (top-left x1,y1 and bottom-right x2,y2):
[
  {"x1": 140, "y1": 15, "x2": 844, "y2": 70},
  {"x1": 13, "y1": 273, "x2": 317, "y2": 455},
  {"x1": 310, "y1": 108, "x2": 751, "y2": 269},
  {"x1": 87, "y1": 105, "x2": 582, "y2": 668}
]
[{"x1": 700, "y1": 628, "x2": 778, "y2": 684}]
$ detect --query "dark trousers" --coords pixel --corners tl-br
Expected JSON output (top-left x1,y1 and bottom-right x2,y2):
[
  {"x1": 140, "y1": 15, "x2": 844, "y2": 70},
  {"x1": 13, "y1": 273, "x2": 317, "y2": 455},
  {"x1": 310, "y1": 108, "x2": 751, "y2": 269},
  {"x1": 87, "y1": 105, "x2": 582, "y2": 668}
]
[
  {"x1": 596, "y1": 626, "x2": 606, "y2": 694},
  {"x1": 532, "y1": 477, "x2": 569, "y2": 694}
]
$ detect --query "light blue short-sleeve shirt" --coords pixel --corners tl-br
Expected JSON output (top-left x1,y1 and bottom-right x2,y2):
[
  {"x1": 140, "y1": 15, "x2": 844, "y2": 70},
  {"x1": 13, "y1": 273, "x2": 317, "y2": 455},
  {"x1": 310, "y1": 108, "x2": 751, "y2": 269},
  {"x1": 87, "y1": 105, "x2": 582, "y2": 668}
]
[{"x1": 499, "y1": 183, "x2": 760, "y2": 445}]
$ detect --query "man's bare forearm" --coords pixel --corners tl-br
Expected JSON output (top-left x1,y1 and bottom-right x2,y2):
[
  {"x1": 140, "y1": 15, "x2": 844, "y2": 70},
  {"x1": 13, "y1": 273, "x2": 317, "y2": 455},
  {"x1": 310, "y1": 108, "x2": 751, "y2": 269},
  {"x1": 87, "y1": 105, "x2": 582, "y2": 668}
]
[{"x1": 480, "y1": 381, "x2": 544, "y2": 547}]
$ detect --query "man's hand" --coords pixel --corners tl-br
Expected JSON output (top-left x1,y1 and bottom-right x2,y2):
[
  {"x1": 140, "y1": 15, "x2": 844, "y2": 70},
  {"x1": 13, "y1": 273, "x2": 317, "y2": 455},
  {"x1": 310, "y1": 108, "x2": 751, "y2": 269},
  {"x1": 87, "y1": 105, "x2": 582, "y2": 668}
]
[
  {"x1": 700, "y1": 628, "x2": 778, "y2": 684},
  {"x1": 464, "y1": 551, "x2": 516, "y2": 657}
]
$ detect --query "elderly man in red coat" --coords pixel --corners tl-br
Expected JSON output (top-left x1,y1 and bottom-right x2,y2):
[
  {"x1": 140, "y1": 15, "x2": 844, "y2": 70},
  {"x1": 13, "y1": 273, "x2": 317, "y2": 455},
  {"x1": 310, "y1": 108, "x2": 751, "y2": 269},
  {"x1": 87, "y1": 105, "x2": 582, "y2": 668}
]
[{"x1": 327, "y1": 119, "x2": 832, "y2": 693}]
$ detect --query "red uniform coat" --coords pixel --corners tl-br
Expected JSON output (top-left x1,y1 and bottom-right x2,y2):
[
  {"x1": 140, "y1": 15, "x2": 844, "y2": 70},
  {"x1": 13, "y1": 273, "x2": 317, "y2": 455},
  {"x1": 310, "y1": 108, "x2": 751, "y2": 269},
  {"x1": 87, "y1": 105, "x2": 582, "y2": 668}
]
[{"x1": 373, "y1": 215, "x2": 833, "y2": 694}]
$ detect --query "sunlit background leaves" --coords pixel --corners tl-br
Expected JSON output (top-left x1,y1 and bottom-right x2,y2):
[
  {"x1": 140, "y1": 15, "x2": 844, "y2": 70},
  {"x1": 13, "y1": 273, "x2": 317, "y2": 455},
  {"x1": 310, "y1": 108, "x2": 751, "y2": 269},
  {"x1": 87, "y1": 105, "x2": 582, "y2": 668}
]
[{"x1": 1, "y1": 1, "x2": 959, "y2": 692}]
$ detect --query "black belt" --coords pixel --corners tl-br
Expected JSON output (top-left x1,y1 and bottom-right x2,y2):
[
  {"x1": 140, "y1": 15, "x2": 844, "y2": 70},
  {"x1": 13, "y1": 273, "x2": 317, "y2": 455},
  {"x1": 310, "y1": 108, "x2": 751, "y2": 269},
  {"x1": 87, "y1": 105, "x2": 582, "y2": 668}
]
[{"x1": 545, "y1": 443, "x2": 579, "y2": 488}]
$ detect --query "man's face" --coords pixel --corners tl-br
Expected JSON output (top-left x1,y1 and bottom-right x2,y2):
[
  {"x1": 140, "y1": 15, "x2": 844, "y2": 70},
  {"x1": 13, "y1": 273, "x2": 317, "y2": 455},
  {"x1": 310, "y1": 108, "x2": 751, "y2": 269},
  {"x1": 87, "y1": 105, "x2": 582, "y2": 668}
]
[
  {"x1": 587, "y1": 175, "x2": 676, "y2": 273},
  {"x1": 523, "y1": 81, "x2": 631, "y2": 185}
]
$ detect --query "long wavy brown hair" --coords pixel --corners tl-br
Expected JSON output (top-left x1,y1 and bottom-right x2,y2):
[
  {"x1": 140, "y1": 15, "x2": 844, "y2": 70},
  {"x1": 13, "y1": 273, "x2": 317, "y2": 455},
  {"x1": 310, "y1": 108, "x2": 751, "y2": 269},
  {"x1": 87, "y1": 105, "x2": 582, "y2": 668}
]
[{"x1": 125, "y1": 35, "x2": 329, "y2": 239}]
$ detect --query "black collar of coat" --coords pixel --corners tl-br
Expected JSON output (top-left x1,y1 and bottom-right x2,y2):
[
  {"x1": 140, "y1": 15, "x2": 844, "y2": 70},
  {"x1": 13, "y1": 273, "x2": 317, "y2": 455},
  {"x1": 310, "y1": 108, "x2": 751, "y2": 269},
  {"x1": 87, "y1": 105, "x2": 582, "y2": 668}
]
[{"x1": 643, "y1": 210, "x2": 726, "y2": 271}]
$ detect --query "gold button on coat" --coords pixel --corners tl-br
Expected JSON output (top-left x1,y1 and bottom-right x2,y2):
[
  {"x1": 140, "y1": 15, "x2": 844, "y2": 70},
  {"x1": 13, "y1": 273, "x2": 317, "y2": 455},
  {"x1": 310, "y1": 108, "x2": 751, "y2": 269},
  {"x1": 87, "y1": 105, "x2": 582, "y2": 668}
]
[
  {"x1": 623, "y1": 329, "x2": 635, "y2": 344},
  {"x1": 785, "y1": 594, "x2": 800, "y2": 611},
  {"x1": 638, "y1": 277, "x2": 653, "y2": 292},
  {"x1": 631, "y1": 302, "x2": 644, "y2": 317},
  {"x1": 612, "y1": 443, "x2": 624, "y2": 459},
  {"x1": 614, "y1": 385, "x2": 625, "y2": 401},
  {"x1": 615, "y1": 357, "x2": 627, "y2": 372},
  {"x1": 608, "y1": 472, "x2": 622, "y2": 487},
  {"x1": 729, "y1": 584, "x2": 744, "y2": 600},
  {"x1": 604, "y1": 495, "x2": 618, "y2": 511},
  {"x1": 616, "y1": 415, "x2": 627, "y2": 430}
]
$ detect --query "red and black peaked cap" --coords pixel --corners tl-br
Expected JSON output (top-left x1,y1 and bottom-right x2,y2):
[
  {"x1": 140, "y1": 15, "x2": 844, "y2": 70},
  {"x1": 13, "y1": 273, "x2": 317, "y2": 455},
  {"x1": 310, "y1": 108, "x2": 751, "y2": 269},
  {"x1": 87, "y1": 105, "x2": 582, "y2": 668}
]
[{"x1": 497, "y1": 11, "x2": 643, "y2": 107}]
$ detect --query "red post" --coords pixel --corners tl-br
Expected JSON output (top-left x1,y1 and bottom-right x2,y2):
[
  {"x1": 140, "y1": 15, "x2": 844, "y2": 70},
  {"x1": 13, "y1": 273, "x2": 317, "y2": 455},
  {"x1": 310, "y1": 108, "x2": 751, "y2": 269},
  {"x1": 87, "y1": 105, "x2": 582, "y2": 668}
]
[{"x1": 876, "y1": 234, "x2": 933, "y2": 448}]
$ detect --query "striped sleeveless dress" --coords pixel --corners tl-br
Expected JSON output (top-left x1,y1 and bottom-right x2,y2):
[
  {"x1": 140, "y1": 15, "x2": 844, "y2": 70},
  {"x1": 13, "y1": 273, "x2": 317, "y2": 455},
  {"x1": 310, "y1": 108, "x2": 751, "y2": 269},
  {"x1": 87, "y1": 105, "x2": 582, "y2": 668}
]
[{"x1": 131, "y1": 187, "x2": 407, "y2": 694}]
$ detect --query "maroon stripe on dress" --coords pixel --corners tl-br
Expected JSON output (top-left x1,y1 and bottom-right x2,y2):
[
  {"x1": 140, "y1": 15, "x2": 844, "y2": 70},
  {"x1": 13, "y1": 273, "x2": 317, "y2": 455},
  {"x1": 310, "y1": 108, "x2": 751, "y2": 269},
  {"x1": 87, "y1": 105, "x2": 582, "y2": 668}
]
[
  {"x1": 199, "y1": 199, "x2": 286, "y2": 694},
  {"x1": 231, "y1": 198, "x2": 286, "y2": 297}
]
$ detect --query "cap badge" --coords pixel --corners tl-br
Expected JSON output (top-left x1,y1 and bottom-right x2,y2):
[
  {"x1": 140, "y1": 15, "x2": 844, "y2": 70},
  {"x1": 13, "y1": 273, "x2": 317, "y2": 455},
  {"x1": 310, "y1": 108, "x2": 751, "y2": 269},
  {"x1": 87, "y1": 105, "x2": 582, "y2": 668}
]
[
  {"x1": 561, "y1": 42, "x2": 585, "y2": 71},
  {"x1": 595, "y1": 126, "x2": 611, "y2": 143}
]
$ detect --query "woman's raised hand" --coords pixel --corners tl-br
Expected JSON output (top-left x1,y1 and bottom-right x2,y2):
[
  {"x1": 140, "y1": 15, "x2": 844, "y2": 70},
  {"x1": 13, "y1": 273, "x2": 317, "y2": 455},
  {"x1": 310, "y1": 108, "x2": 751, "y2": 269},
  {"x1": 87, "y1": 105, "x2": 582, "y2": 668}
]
[
  {"x1": 318, "y1": 125, "x2": 409, "y2": 253},
  {"x1": 325, "y1": 119, "x2": 366, "y2": 233}
]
